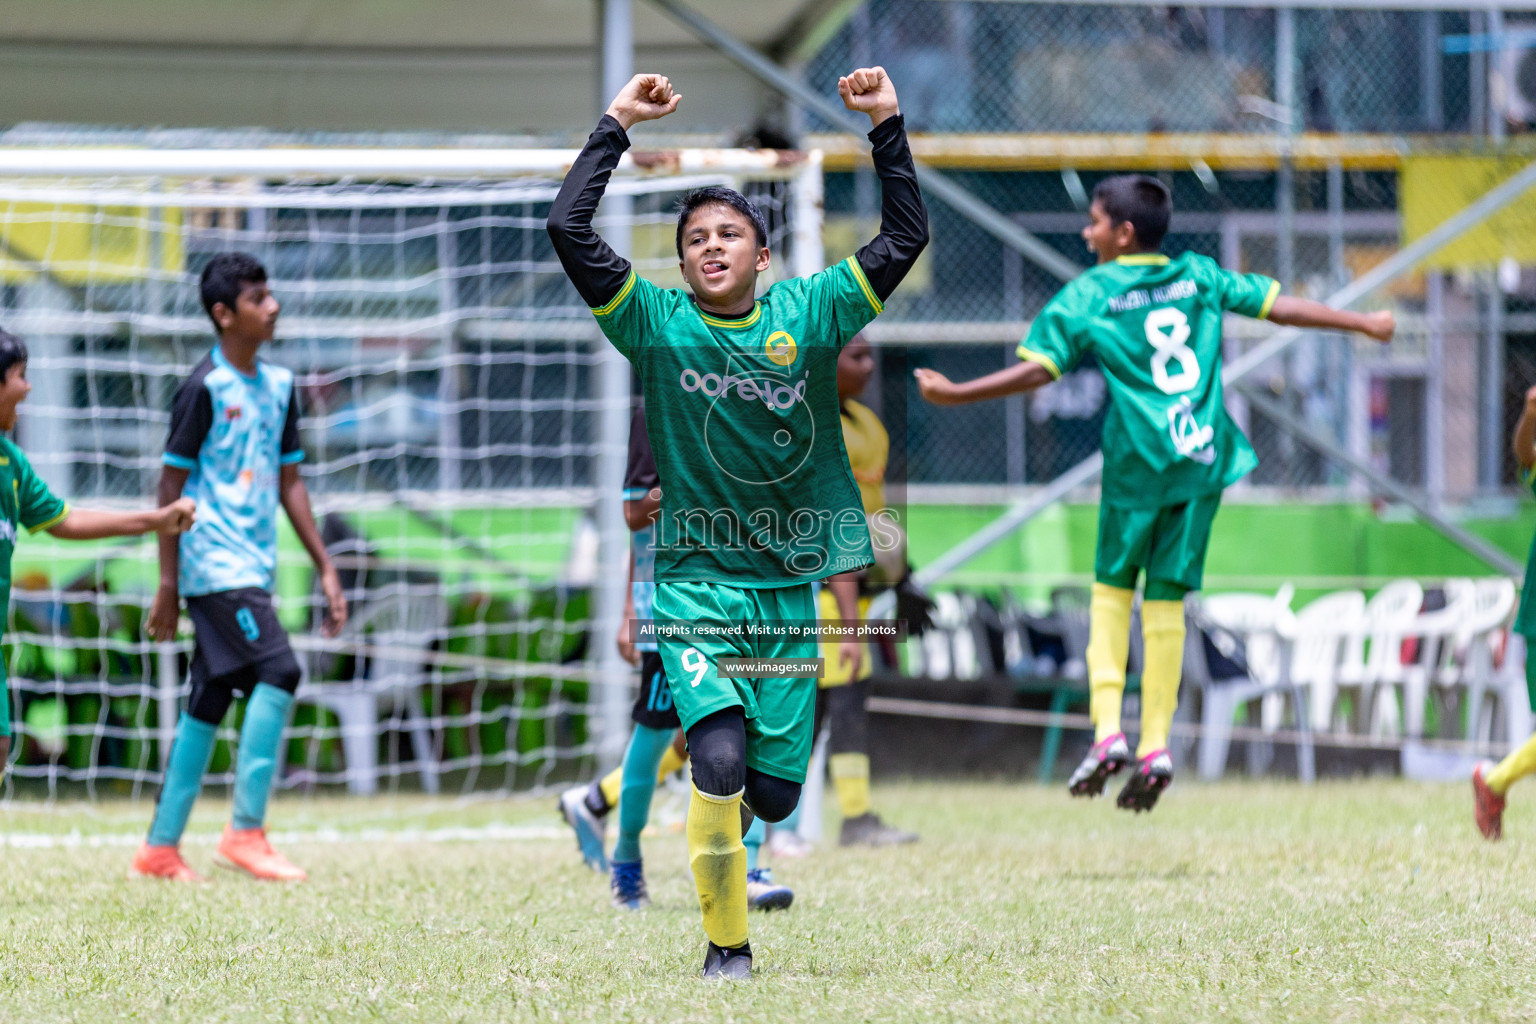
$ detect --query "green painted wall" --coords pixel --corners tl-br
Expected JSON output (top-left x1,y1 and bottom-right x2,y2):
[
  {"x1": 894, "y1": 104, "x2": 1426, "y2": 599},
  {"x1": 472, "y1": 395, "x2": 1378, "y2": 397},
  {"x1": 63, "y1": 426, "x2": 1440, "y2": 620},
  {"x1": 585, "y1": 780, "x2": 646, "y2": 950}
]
[
  {"x1": 904, "y1": 501, "x2": 1536, "y2": 604},
  {"x1": 11, "y1": 500, "x2": 1534, "y2": 627}
]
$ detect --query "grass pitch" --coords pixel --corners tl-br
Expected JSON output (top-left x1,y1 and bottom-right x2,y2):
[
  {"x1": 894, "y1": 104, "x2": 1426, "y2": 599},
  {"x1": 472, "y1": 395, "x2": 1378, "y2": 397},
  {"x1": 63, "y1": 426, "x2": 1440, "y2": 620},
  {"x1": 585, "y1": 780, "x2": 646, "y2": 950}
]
[{"x1": 2, "y1": 779, "x2": 1533, "y2": 1023}]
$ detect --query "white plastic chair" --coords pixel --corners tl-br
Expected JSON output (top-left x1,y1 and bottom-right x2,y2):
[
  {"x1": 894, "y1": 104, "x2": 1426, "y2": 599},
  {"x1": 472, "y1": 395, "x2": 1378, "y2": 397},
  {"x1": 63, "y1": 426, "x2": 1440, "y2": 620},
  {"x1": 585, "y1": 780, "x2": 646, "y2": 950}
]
[
  {"x1": 1190, "y1": 584, "x2": 1315, "y2": 782},
  {"x1": 1329, "y1": 580, "x2": 1422, "y2": 738},
  {"x1": 299, "y1": 586, "x2": 446, "y2": 795},
  {"x1": 1285, "y1": 590, "x2": 1366, "y2": 733},
  {"x1": 1397, "y1": 578, "x2": 1476, "y2": 739},
  {"x1": 913, "y1": 591, "x2": 977, "y2": 680},
  {"x1": 1462, "y1": 578, "x2": 1523, "y2": 749}
]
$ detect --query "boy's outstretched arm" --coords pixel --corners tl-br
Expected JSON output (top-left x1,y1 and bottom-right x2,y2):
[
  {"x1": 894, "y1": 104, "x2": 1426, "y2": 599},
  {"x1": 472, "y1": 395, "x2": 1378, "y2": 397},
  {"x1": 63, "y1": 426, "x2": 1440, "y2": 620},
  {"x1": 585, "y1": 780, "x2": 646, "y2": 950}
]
[
  {"x1": 546, "y1": 74, "x2": 681, "y2": 307},
  {"x1": 46, "y1": 497, "x2": 195, "y2": 541},
  {"x1": 842, "y1": 67, "x2": 930, "y2": 302},
  {"x1": 1513, "y1": 385, "x2": 1536, "y2": 473},
  {"x1": 914, "y1": 361, "x2": 1056, "y2": 407},
  {"x1": 1266, "y1": 296, "x2": 1395, "y2": 343},
  {"x1": 146, "y1": 467, "x2": 191, "y2": 642},
  {"x1": 279, "y1": 463, "x2": 347, "y2": 639}
]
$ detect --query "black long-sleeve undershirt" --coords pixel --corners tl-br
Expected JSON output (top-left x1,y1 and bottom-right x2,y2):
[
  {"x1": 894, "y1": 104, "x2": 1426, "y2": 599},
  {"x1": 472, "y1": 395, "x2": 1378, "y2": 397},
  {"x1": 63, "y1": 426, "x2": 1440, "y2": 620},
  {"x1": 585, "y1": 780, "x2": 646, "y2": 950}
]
[
  {"x1": 546, "y1": 115, "x2": 633, "y2": 309},
  {"x1": 853, "y1": 113, "x2": 929, "y2": 303},
  {"x1": 546, "y1": 113, "x2": 929, "y2": 309}
]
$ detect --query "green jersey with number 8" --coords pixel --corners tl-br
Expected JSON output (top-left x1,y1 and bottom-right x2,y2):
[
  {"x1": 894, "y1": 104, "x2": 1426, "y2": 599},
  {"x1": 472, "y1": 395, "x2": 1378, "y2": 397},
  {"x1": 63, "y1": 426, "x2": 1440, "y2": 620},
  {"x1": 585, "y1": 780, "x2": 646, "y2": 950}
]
[{"x1": 1018, "y1": 252, "x2": 1278, "y2": 509}]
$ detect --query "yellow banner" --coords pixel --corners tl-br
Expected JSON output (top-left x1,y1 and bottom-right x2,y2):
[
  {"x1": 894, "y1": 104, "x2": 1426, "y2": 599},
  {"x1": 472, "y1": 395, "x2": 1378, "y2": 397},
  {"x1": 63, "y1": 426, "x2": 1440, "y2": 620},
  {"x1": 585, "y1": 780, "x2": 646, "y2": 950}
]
[
  {"x1": 1401, "y1": 154, "x2": 1536, "y2": 269},
  {"x1": 0, "y1": 200, "x2": 183, "y2": 284}
]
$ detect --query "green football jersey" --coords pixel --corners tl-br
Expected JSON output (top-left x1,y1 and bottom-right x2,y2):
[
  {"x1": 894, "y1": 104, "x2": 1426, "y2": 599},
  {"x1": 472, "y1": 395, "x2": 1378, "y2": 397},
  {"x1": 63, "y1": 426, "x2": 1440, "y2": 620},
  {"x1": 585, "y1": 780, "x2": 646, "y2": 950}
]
[
  {"x1": 592, "y1": 257, "x2": 883, "y2": 586},
  {"x1": 0, "y1": 437, "x2": 68, "y2": 681},
  {"x1": 1018, "y1": 252, "x2": 1279, "y2": 509},
  {"x1": 1516, "y1": 464, "x2": 1536, "y2": 637}
]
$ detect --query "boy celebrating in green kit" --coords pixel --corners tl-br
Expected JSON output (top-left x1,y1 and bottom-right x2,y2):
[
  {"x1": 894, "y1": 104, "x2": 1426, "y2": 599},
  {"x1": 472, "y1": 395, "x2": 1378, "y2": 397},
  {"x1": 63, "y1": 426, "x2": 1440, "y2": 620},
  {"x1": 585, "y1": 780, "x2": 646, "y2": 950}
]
[
  {"x1": 917, "y1": 175, "x2": 1392, "y2": 811},
  {"x1": 0, "y1": 330, "x2": 197, "y2": 776},
  {"x1": 548, "y1": 68, "x2": 926, "y2": 978}
]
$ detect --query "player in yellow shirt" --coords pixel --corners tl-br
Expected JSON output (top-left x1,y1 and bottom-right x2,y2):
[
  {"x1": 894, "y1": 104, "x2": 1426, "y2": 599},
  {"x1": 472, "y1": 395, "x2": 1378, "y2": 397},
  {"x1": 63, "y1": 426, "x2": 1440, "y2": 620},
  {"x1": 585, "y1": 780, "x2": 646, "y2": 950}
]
[{"x1": 773, "y1": 335, "x2": 919, "y2": 851}]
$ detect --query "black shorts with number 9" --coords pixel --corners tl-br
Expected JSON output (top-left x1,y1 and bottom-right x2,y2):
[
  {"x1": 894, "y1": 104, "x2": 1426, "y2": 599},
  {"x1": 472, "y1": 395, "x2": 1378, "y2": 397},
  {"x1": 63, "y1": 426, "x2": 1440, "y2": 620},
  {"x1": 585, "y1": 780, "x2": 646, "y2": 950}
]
[{"x1": 185, "y1": 587, "x2": 300, "y2": 690}]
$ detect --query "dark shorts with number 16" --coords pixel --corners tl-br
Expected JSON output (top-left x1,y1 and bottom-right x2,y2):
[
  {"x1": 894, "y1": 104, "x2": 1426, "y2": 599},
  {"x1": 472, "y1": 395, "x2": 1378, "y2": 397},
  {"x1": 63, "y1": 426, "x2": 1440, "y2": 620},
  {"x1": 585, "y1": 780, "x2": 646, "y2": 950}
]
[
  {"x1": 633, "y1": 651, "x2": 681, "y2": 730},
  {"x1": 185, "y1": 587, "x2": 299, "y2": 690}
]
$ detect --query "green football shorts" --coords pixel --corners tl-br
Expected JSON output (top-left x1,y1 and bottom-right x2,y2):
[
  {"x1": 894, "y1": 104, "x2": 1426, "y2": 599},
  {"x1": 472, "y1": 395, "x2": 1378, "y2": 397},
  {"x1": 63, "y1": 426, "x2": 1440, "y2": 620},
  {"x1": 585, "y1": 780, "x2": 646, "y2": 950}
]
[
  {"x1": 1094, "y1": 492, "x2": 1223, "y2": 599},
  {"x1": 652, "y1": 580, "x2": 820, "y2": 783}
]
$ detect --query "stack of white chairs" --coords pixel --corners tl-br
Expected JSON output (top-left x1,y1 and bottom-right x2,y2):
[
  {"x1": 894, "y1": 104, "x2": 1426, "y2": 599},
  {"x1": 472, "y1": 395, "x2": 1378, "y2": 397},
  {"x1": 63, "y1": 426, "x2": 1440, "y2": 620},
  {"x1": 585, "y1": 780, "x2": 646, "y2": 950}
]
[
  {"x1": 1285, "y1": 590, "x2": 1366, "y2": 734},
  {"x1": 1187, "y1": 576, "x2": 1523, "y2": 780},
  {"x1": 1462, "y1": 579, "x2": 1524, "y2": 748},
  {"x1": 1190, "y1": 584, "x2": 1316, "y2": 782},
  {"x1": 1329, "y1": 579, "x2": 1423, "y2": 738},
  {"x1": 1398, "y1": 578, "x2": 1478, "y2": 740}
]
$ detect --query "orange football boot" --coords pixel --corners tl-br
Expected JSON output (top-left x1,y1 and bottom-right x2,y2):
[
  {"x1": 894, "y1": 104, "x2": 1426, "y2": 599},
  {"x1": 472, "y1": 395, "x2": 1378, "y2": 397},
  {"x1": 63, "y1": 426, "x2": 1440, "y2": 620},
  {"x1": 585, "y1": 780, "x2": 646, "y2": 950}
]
[
  {"x1": 215, "y1": 825, "x2": 308, "y2": 882},
  {"x1": 129, "y1": 842, "x2": 205, "y2": 883},
  {"x1": 1473, "y1": 762, "x2": 1507, "y2": 841}
]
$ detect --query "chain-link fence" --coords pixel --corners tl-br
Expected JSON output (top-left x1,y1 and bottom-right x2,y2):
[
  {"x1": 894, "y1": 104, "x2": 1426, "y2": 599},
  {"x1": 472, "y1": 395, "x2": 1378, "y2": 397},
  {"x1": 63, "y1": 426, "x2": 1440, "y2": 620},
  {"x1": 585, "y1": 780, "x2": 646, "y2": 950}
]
[
  {"x1": 807, "y1": 2, "x2": 1486, "y2": 135},
  {"x1": 802, "y1": 1, "x2": 1524, "y2": 501}
]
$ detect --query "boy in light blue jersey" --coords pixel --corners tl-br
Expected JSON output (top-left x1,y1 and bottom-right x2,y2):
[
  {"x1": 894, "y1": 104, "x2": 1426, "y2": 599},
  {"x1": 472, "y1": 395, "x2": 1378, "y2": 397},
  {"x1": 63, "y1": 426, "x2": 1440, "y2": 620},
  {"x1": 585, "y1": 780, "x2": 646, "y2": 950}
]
[{"x1": 133, "y1": 253, "x2": 348, "y2": 884}]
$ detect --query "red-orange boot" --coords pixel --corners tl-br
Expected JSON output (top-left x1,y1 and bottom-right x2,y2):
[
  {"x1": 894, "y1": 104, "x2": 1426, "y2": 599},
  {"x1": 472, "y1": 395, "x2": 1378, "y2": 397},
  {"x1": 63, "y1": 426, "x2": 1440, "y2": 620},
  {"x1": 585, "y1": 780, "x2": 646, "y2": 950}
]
[
  {"x1": 129, "y1": 842, "x2": 205, "y2": 883},
  {"x1": 1473, "y1": 762, "x2": 1506, "y2": 841},
  {"x1": 215, "y1": 825, "x2": 307, "y2": 882}
]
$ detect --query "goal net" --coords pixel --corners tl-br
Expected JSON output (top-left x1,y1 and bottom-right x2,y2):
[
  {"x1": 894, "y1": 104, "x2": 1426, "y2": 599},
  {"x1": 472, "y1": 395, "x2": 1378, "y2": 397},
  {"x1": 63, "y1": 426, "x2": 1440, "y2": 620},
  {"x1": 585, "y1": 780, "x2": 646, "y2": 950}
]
[{"x1": 0, "y1": 145, "x2": 823, "y2": 800}]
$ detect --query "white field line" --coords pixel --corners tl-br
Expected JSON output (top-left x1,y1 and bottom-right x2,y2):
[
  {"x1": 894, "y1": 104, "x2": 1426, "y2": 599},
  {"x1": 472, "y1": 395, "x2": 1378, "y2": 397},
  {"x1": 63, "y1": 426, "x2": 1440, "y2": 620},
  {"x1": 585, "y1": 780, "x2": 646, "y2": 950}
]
[{"x1": 0, "y1": 822, "x2": 569, "y2": 850}]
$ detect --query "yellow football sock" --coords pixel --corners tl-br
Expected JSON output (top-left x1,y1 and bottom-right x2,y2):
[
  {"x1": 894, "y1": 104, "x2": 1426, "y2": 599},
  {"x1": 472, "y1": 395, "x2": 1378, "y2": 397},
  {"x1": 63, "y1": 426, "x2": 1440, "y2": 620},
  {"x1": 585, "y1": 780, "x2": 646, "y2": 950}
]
[
  {"x1": 1487, "y1": 732, "x2": 1536, "y2": 795},
  {"x1": 1138, "y1": 599, "x2": 1186, "y2": 757},
  {"x1": 830, "y1": 752, "x2": 872, "y2": 818},
  {"x1": 598, "y1": 765, "x2": 623, "y2": 809},
  {"x1": 1087, "y1": 583, "x2": 1134, "y2": 742},
  {"x1": 656, "y1": 744, "x2": 687, "y2": 783},
  {"x1": 687, "y1": 786, "x2": 749, "y2": 949}
]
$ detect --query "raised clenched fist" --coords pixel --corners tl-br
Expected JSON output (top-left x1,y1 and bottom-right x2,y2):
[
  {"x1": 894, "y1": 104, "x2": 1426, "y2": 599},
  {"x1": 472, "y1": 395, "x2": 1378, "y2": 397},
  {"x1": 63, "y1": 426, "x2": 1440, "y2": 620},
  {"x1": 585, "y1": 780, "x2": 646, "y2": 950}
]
[
  {"x1": 606, "y1": 74, "x2": 682, "y2": 132},
  {"x1": 838, "y1": 67, "x2": 899, "y2": 127}
]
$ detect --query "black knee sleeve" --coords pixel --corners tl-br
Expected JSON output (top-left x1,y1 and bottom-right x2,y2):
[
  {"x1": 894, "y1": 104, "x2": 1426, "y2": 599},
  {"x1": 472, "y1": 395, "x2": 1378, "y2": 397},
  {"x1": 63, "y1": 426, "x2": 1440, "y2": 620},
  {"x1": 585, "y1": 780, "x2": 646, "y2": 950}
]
[
  {"x1": 826, "y1": 679, "x2": 870, "y2": 756},
  {"x1": 257, "y1": 652, "x2": 303, "y2": 695},
  {"x1": 744, "y1": 768, "x2": 801, "y2": 823},
  {"x1": 686, "y1": 708, "x2": 746, "y2": 797},
  {"x1": 186, "y1": 671, "x2": 234, "y2": 726}
]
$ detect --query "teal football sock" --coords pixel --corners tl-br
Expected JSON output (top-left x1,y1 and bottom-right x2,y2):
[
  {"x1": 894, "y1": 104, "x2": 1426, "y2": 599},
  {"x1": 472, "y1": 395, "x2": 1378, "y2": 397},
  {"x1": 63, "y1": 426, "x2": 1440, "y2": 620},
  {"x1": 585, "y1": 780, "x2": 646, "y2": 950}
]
[
  {"x1": 147, "y1": 713, "x2": 217, "y2": 847},
  {"x1": 776, "y1": 794, "x2": 803, "y2": 834},
  {"x1": 743, "y1": 814, "x2": 768, "y2": 873},
  {"x1": 612, "y1": 724, "x2": 673, "y2": 863},
  {"x1": 231, "y1": 683, "x2": 294, "y2": 831}
]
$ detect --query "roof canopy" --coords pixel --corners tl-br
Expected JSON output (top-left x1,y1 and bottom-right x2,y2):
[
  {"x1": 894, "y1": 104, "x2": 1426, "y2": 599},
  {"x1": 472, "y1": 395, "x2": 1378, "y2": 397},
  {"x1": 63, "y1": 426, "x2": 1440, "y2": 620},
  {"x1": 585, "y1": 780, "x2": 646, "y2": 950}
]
[{"x1": 0, "y1": 0, "x2": 848, "y2": 136}]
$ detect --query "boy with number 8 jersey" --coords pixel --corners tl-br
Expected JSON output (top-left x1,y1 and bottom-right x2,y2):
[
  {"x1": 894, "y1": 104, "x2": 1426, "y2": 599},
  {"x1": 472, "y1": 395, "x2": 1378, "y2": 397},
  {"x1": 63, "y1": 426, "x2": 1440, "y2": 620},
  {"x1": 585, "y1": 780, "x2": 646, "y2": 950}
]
[{"x1": 916, "y1": 175, "x2": 1393, "y2": 812}]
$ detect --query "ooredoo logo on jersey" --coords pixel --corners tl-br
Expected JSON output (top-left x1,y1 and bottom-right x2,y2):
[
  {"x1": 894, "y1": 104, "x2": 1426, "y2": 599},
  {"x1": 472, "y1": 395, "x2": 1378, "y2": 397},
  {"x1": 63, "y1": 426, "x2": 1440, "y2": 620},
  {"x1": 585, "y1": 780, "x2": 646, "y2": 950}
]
[{"x1": 678, "y1": 369, "x2": 807, "y2": 411}]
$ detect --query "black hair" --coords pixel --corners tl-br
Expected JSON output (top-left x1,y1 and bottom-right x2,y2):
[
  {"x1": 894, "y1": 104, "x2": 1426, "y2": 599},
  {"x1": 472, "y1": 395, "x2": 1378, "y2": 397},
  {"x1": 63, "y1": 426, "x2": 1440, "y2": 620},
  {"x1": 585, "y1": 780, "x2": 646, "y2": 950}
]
[
  {"x1": 1091, "y1": 174, "x2": 1172, "y2": 251},
  {"x1": 199, "y1": 252, "x2": 268, "y2": 330},
  {"x1": 0, "y1": 329, "x2": 26, "y2": 381},
  {"x1": 674, "y1": 186, "x2": 769, "y2": 259}
]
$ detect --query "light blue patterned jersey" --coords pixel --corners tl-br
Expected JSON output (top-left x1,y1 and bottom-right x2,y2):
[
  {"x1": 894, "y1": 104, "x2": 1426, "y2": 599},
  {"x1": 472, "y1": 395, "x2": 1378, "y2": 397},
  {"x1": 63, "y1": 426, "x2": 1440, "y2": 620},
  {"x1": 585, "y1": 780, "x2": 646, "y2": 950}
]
[
  {"x1": 626, "y1": 487, "x2": 657, "y2": 654},
  {"x1": 163, "y1": 347, "x2": 303, "y2": 596},
  {"x1": 623, "y1": 402, "x2": 660, "y2": 654}
]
